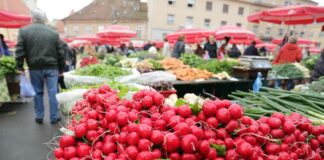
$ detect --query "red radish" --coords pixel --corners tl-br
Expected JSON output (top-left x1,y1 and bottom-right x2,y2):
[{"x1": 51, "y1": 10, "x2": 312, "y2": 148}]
[
  {"x1": 86, "y1": 94, "x2": 97, "y2": 103},
  {"x1": 197, "y1": 111, "x2": 206, "y2": 121},
  {"x1": 108, "y1": 122, "x2": 119, "y2": 134},
  {"x1": 278, "y1": 152, "x2": 290, "y2": 160},
  {"x1": 190, "y1": 126, "x2": 205, "y2": 140},
  {"x1": 127, "y1": 123, "x2": 140, "y2": 133},
  {"x1": 102, "y1": 142, "x2": 116, "y2": 155},
  {"x1": 236, "y1": 142, "x2": 253, "y2": 158},
  {"x1": 151, "y1": 149, "x2": 162, "y2": 159},
  {"x1": 150, "y1": 130, "x2": 164, "y2": 145},
  {"x1": 163, "y1": 133, "x2": 180, "y2": 152},
  {"x1": 259, "y1": 123, "x2": 271, "y2": 135},
  {"x1": 162, "y1": 110, "x2": 176, "y2": 123},
  {"x1": 216, "y1": 129, "x2": 228, "y2": 139},
  {"x1": 265, "y1": 143, "x2": 281, "y2": 155},
  {"x1": 153, "y1": 119, "x2": 167, "y2": 130},
  {"x1": 139, "y1": 124, "x2": 152, "y2": 138},
  {"x1": 224, "y1": 137, "x2": 235, "y2": 149},
  {"x1": 59, "y1": 135, "x2": 75, "y2": 148},
  {"x1": 105, "y1": 110, "x2": 117, "y2": 123},
  {"x1": 142, "y1": 96, "x2": 153, "y2": 108},
  {"x1": 311, "y1": 126, "x2": 321, "y2": 136},
  {"x1": 87, "y1": 119, "x2": 99, "y2": 130},
  {"x1": 116, "y1": 112, "x2": 129, "y2": 126},
  {"x1": 177, "y1": 105, "x2": 192, "y2": 118},
  {"x1": 225, "y1": 149, "x2": 239, "y2": 160},
  {"x1": 282, "y1": 121, "x2": 296, "y2": 134},
  {"x1": 69, "y1": 157, "x2": 79, "y2": 160},
  {"x1": 317, "y1": 134, "x2": 324, "y2": 144},
  {"x1": 74, "y1": 124, "x2": 87, "y2": 138},
  {"x1": 268, "y1": 117, "x2": 282, "y2": 129},
  {"x1": 225, "y1": 120, "x2": 239, "y2": 133},
  {"x1": 92, "y1": 149, "x2": 103, "y2": 159},
  {"x1": 222, "y1": 99, "x2": 232, "y2": 108},
  {"x1": 153, "y1": 93, "x2": 164, "y2": 106},
  {"x1": 181, "y1": 153, "x2": 196, "y2": 160},
  {"x1": 241, "y1": 116, "x2": 253, "y2": 125},
  {"x1": 198, "y1": 140, "x2": 211, "y2": 155},
  {"x1": 206, "y1": 149, "x2": 217, "y2": 159},
  {"x1": 174, "y1": 122, "x2": 190, "y2": 137},
  {"x1": 94, "y1": 141, "x2": 103, "y2": 149},
  {"x1": 127, "y1": 132, "x2": 140, "y2": 145},
  {"x1": 206, "y1": 117, "x2": 219, "y2": 128},
  {"x1": 283, "y1": 134, "x2": 296, "y2": 144},
  {"x1": 132, "y1": 101, "x2": 142, "y2": 111},
  {"x1": 272, "y1": 112, "x2": 285, "y2": 123},
  {"x1": 169, "y1": 152, "x2": 181, "y2": 160},
  {"x1": 87, "y1": 110, "x2": 99, "y2": 119},
  {"x1": 244, "y1": 135, "x2": 257, "y2": 146},
  {"x1": 271, "y1": 129, "x2": 285, "y2": 139},
  {"x1": 280, "y1": 143, "x2": 289, "y2": 152},
  {"x1": 136, "y1": 151, "x2": 153, "y2": 160},
  {"x1": 138, "y1": 139, "x2": 152, "y2": 151},
  {"x1": 229, "y1": 104, "x2": 243, "y2": 119},
  {"x1": 76, "y1": 144, "x2": 91, "y2": 158},
  {"x1": 128, "y1": 111, "x2": 138, "y2": 122},
  {"x1": 181, "y1": 134, "x2": 199, "y2": 153},
  {"x1": 168, "y1": 115, "x2": 184, "y2": 128},
  {"x1": 216, "y1": 108, "x2": 231, "y2": 123},
  {"x1": 309, "y1": 139, "x2": 319, "y2": 150},
  {"x1": 248, "y1": 124, "x2": 259, "y2": 133},
  {"x1": 125, "y1": 146, "x2": 139, "y2": 160},
  {"x1": 64, "y1": 146, "x2": 77, "y2": 159},
  {"x1": 54, "y1": 148, "x2": 64, "y2": 158},
  {"x1": 202, "y1": 101, "x2": 217, "y2": 117},
  {"x1": 140, "y1": 117, "x2": 152, "y2": 126},
  {"x1": 150, "y1": 112, "x2": 161, "y2": 121}
]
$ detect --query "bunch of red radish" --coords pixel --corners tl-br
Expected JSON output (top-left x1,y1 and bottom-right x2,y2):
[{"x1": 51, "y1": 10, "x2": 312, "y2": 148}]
[
  {"x1": 53, "y1": 85, "x2": 324, "y2": 160},
  {"x1": 79, "y1": 56, "x2": 98, "y2": 68}
]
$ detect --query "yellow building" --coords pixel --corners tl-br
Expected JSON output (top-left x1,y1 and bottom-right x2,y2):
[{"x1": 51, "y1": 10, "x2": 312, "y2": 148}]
[
  {"x1": 62, "y1": 0, "x2": 148, "y2": 40},
  {"x1": 147, "y1": 0, "x2": 322, "y2": 47}
]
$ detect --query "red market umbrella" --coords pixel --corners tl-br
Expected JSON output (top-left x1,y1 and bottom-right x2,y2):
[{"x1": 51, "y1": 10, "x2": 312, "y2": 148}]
[
  {"x1": 248, "y1": 5, "x2": 324, "y2": 25},
  {"x1": 272, "y1": 38, "x2": 314, "y2": 45},
  {"x1": 75, "y1": 35, "x2": 101, "y2": 43},
  {"x1": 4, "y1": 40, "x2": 16, "y2": 48},
  {"x1": 256, "y1": 43, "x2": 277, "y2": 50},
  {"x1": 166, "y1": 28, "x2": 214, "y2": 41},
  {"x1": 97, "y1": 25, "x2": 136, "y2": 38},
  {"x1": 152, "y1": 40, "x2": 164, "y2": 48},
  {"x1": 215, "y1": 25, "x2": 255, "y2": 40},
  {"x1": 309, "y1": 47, "x2": 321, "y2": 54},
  {"x1": 0, "y1": 10, "x2": 31, "y2": 28},
  {"x1": 229, "y1": 38, "x2": 262, "y2": 45}
]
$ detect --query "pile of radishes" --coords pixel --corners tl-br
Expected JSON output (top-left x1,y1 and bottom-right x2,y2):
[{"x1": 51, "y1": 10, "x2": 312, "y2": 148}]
[{"x1": 53, "y1": 85, "x2": 324, "y2": 160}]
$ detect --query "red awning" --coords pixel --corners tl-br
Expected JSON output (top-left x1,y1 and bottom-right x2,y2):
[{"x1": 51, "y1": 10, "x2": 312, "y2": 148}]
[
  {"x1": 248, "y1": 5, "x2": 324, "y2": 25},
  {"x1": 272, "y1": 38, "x2": 314, "y2": 45},
  {"x1": 0, "y1": 10, "x2": 31, "y2": 28},
  {"x1": 229, "y1": 38, "x2": 262, "y2": 45},
  {"x1": 97, "y1": 25, "x2": 136, "y2": 38},
  {"x1": 215, "y1": 25, "x2": 255, "y2": 40},
  {"x1": 166, "y1": 28, "x2": 214, "y2": 41}
]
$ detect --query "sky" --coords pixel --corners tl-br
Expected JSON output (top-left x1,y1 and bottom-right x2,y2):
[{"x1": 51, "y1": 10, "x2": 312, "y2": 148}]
[{"x1": 36, "y1": 0, "x2": 324, "y2": 20}]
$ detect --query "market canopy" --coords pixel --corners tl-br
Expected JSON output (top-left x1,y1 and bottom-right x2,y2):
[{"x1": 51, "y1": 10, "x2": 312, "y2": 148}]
[
  {"x1": 166, "y1": 28, "x2": 213, "y2": 40},
  {"x1": 272, "y1": 38, "x2": 315, "y2": 45},
  {"x1": 215, "y1": 25, "x2": 255, "y2": 40},
  {"x1": 248, "y1": 5, "x2": 324, "y2": 25},
  {"x1": 309, "y1": 47, "x2": 321, "y2": 54},
  {"x1": 229, "y1": 37, "x2": 262, "y2": 45},
  {"x1": 97, "y1": 25, "x2": 137, "y2": 38},
  {"x1": 74, "y1": 35, "x2": 102, "y2": 43},
  {"x1": 0, "y1": 10, "x2": 31, "y2": 28}
]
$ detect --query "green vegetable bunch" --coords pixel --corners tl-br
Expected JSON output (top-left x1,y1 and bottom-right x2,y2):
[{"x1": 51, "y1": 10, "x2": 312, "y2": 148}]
[
  {"x1": 308, "y1": 76, "x2": 324, "y2": 93},
  {"x1": 302, "y1": 55, "x2": 320, "y2": 71},
  {"x1": 103, "y1": 54, "x2": 123, "y2": 67},
  {"x1": 148, "y1": 59, "x2": 163, "y2": 69},
  {"x1": 271, "y1": 63, "x2": 304, "y2": 78},
  {"x1": 74, "y1": 64, "x2": 130, "y2": 78},
  {"x1": 198, "y1": 59, "x2": 239, "y2": 74},
  {"x1": 180, "y1": 53, "x2": 204, "y2": 68},
  {"x1": 0, "y1": 56, "x2": 17, "y2": 77}
]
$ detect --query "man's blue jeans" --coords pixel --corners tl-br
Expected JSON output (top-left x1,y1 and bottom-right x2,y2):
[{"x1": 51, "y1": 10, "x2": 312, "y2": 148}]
[{"x1": 29, "y1": 69, "x2": 60, "y2": 122}]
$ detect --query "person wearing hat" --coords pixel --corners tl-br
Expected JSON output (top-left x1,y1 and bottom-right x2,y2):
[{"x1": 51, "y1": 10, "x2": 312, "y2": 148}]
[{"x1": 15, "y1": 9, "x2": 65, "y2": 124}]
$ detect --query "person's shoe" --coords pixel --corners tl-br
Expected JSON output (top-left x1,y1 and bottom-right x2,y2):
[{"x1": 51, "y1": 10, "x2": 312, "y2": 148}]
[
  {"x1": 35, "y1": 118, "x2": 43, "y2": 124},
  {"x1": 51, "y1": 117, "x2": 61, "y2": 124}
]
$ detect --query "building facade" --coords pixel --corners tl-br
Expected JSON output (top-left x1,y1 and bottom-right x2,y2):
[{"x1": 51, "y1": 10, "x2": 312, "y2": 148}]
[
  {"x1": 62, "y1": 0, "x2": 148, "y2": 40},
  {"x1": 147, "y1": 0, "x2": 323, "y2": 46}
]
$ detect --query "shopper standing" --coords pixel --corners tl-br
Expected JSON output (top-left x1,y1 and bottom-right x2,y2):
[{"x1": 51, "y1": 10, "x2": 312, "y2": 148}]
[
  {"x1": 172, "y1": 36, "x2": 185, "y2": 58},
  {"x1": 162, "y1": 38, "x2": 171, "y2": 57},
  {"x1": 15, "y1": 9, "x2": 65, "y2": 124},
  {"x1": 244, "y1": 41, "x2": 260, "y2": 56},
  {"x1": 204, "y1": 35, "x2": 218, "y2": 59}
]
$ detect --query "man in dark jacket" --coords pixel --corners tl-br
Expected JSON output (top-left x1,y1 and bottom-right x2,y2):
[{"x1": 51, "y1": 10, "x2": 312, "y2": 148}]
[
  {"x1": 15, "y1": 9, "x2": 65, "y2": 124},
  {"x1": 311, "y1": 50, "x2": 324, "y2": 82},
  {"x1": 172, "y1": 36, "x2": 185, "y2": 58},
  {"x1": 244, "y1": 41, "x2": 260, "y2": 56}
]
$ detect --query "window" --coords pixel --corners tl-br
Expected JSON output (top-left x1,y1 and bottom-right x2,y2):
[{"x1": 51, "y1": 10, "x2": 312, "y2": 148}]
[
  {"x1": 266, "y1": 27, "x2": 271, "y2": 35},
  {"x1": 221, "y1": 20, "x2": 227, "y2": 26},
  {"x1": 85, "y1": 25, "x2": 92, "y2": 34},
  {"x1": 136, "y1": 26, "x2": 142, "y2": 38},
  {"x1": 278, "y1": 28, "x2": 284, "y2": 36},
  {"x1": 187, "y1": 0, "x2": 195, "y2": 7},
  {"x1": 206, "y1": 1, "x2": 212, "y2": 11},
  {"x1": 186, "y1": 16, "x2": 193, "y2": 28},
  {"x1": 252, "y1": 25, "x2": 258, "y2": 33},
  {"x1": 167, "y1": 14, "x2": 175, "y2": 25},
  {"x1": 168, "y1": 0, "x2": 175, "y2": 5},
  {"x1": 236, "y1": 23, "x2": 242, "y2": 27},
  {"x1": 299, "y1": 31, "x2": 305, "y2": 38},
  {"x1": 73, "y1": 26, "x2": 80, "y2": 36},
  {"x1": 204, "y1": 19, "x2": 211, "y2": 27},
  {"x1": 223, "y1": 4, "x2": 229, "y2": 13},
  {"x1": 238, "y1": 7, "x2": 244, "y2": 15},
  {"x1": 98, "y1": 25, "x2": 105, "y2": 32}
]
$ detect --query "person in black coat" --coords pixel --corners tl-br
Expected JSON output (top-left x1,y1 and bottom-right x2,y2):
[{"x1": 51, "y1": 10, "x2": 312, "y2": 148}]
[
  {"x1": 311, "y1": 50, "x2": 324, "y2": 82},
  {"x1": 244, "y1": 41, "x2": 259, "y2": 56}
]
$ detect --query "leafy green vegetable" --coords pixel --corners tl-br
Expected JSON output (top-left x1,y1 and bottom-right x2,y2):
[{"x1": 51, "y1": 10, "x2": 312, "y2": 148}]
[
  {"x1": 180, "y1": 53, "x2": 204, "y2": 68},
  {"x1": 148, "y1": 59, "x2": 163, "y2": 69},
  {"x1": 129, "y1": 51, "x2": 165, "y2": 60},
  {"x1": 211, "y1": 144, "x2": 226, "y2": 156},
  {"x1": 0, "y1": 56, "x2": 17, "y2": 77},
  {"x1": 270, "y1": 63, "x2": 304, "y2": 78},
  {"x1": 74, "y1": 64, "x2": 130, "y2": 78},
  {"x1": 302, "y1": 55, "x2": 320, "y2": 70},
  {"x1": 103, "y1": 54, "x2": 123, "y2": 67},
  {"x1": 308, "y1": 76, "x2": 324, "y2": 93},
  {"x1": 198, "y1": 59, "x2": 239, "y2": 75}
]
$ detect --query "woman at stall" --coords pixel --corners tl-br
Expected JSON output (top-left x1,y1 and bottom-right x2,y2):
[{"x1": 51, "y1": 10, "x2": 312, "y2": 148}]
[{"x1": 0, "y1": 34, "x2": 10, "y2": 57}]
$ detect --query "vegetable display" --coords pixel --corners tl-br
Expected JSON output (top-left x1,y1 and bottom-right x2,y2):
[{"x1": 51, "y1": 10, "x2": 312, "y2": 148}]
[
  {"x1": 308, "y1": 76, "x2": 324, "y2": 94},
  {"x1": 269, "y1": 63, "x2": 306, "y2": 79},
  {"x1": 180, "y1": 53, "x2": 204, "y2": 68},
  {"x1": 171, "y1": 67, "x2": 213, "y2": 81},
  {"x1": 302, "y1": 54, "x2": 320, "y2": 71},
  {"x1": 74, "y1": 64, "x2": 130, "y2": 78},
  {"x1": 0, "y1": 56, "x2": 17, "y2": 77},
  {"x1": 230, "y1": 87, "x2": 324, "y2": 124},
  {"x1": 79, "y1": 56, "x2": 99, "y2": 68},
  {"x1": 52, "y1": 85, "x2": 323, "y2": 160},
  {"x1": 160, "y1": 58, "x2": 188, "y2": 70},
  {"x1": 103, "y1": 55, "x2": 123, "y2": 67},
  {"x1": 198, "y1": 59, "x2": 239, "y2": 75}
]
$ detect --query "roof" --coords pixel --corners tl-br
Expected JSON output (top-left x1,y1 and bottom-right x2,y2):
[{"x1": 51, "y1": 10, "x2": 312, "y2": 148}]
[
  {"x1": 0, "y1": 0, "x2": 30, "y2": 15},
  {"x1": 63, "y1": 0, "x2": 147, "y2": 22}
]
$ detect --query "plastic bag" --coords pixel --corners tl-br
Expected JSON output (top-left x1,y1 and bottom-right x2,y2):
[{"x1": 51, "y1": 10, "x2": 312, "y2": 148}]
[
  {"x1": 20, "y1": 74, "x2": 36, "y2": 97},
  {"x1": 63, "y1": 71, "x2": 109, "y2": 89},
  {"x1": 56, "y1": 89, "x2": 87, "y2": 115},
  {"x1": 253, "y1": 72, "x2": 263, "y2": 93}
]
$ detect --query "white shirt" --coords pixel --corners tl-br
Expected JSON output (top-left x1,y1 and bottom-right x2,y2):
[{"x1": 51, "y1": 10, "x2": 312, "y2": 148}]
[
  {"x1": 148, "y1": 46, "x2": 158, "y2": 54},
  {"x1": 162, "y1": 42, "x2": 170, "y2": 57}
]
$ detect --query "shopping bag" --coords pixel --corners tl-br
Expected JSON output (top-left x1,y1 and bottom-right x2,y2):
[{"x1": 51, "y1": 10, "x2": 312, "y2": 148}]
[
  {"x1": 203, "y1": 53, "x2": 210, "y2": 60},
  {"x1": 20, "y1": 75, "x2": 36, "y2": 97}
]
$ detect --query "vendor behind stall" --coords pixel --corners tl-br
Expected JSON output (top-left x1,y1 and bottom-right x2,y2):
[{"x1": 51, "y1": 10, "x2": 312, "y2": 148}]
[{"x1": 244, "y1": 41, "x2": 259, "y2": 56}]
